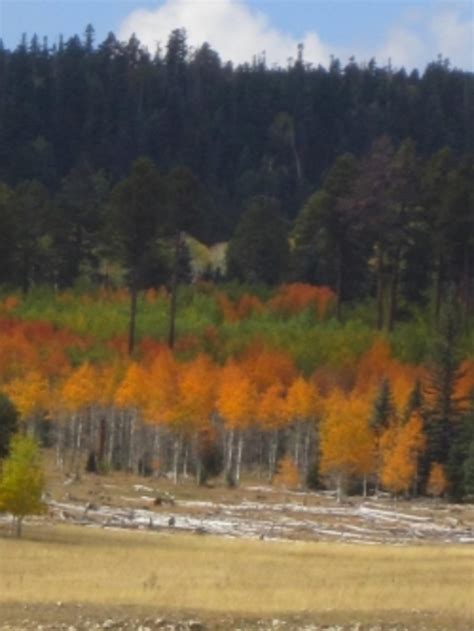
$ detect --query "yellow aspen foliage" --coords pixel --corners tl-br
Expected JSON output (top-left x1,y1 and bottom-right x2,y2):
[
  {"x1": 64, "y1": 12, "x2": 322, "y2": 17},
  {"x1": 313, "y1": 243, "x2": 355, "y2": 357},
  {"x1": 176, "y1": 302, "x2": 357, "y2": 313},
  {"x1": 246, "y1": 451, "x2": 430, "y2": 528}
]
[
  {"x1": 0, "y1": 434, "x2": 45, "y2": 538},
  {"x1": 354, "y1": 339, "x2": 392, "y2": 395},
  {"x1": 146, "y1": 349, "x2": 180, "y2": 425},
  {"x1": 380, "y1": 412, "x2": 426, "y2": 495},
  {"x1": 114, "y1": 362, "x2": 148, "y2": 412},
  {"x1": 320, "y1": 391, "x2": 375, "y2": 480},
  {"x1": 177, "y1": 354, "x2": 216, "y2": 433},
  {"x1": 5, "y1": 371, "x2": 50, "y2": 419},
  {"x1": 61, "y1": 363, "x2": 99, "y2": 412},
  {"x1": 241, "y1": 345, "x2": 296, "y2": 393},
  {"x1": 257, "y1": 382, "x2": 288, "y2": 431},
  {"x1": 427, "y1": 462, "x2": 448, "y2": 497},
  {"x1": 95, "y1": 363, "x2": 123, "y2": 408},
  {"x1": 273, "y1": 455, "x2": 300, "y2": 489},
  {"x1": 216, "y1": 360, "x2": 257, "y2": 430},
  {"x1": 286, "y1": 376, "x2": 320, "y2": 421},
  {"x1": 391, "y1": 371, "x2": 416, "y2": 416}
]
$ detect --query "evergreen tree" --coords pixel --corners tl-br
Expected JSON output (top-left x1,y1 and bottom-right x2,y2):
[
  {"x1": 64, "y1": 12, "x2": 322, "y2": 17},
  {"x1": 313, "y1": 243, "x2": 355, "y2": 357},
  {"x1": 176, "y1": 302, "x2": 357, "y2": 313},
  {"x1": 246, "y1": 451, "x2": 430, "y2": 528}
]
[
  {"x1": 0, "y1": 393, "x2": 19, "y2": 460},
  {"x1": 423, "y1": 298, "x2": 465, "y2": 490},
  {"x1": 371, "y1": 379, "x2": 394, "y2": 431},
  {"x1": 227, "y1": 195, "x2": 289, "y2": 285},
  {"x1": 164, "y1": 166, "x2": 208, "y2": 348},
  {"x1": 292, "y1": 153, "x2": 364, "y2": 318},
  {"x1": 109, "y1": 157, "x2": 164, "y2": 354}
]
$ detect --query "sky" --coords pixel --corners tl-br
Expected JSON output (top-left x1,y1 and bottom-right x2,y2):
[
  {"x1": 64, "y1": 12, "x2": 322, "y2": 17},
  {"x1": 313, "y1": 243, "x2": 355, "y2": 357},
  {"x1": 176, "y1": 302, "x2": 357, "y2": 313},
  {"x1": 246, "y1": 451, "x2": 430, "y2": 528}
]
[{"x1": 0, "y1": 0, "x2": 472, "y2": 71}]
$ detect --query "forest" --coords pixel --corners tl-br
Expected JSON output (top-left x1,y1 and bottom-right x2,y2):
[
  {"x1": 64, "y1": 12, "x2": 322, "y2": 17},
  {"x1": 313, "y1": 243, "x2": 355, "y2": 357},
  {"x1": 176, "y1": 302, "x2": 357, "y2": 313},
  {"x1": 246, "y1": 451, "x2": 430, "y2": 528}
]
[{"x1": 0, "y1": 27, "x2": 473, "y2": 502}]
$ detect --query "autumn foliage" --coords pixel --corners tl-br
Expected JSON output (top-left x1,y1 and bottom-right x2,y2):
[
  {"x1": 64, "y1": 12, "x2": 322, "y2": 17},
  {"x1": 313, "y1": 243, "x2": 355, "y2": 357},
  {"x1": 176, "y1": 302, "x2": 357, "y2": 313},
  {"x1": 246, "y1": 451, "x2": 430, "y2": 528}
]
[{"x1": 0, "y1": 285, "x2": 470, "y2": 498}]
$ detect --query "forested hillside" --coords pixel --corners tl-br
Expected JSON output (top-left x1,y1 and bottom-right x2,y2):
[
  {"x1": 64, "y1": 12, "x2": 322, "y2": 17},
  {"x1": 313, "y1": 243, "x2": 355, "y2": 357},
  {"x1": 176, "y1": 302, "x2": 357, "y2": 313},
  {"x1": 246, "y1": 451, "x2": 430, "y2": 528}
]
[
  {"x1": 0, "y1": 27, "x2": 473, "y2": 501},
  {"x1": 0, "y1": 25, "x2": 472, "y2": 236}
]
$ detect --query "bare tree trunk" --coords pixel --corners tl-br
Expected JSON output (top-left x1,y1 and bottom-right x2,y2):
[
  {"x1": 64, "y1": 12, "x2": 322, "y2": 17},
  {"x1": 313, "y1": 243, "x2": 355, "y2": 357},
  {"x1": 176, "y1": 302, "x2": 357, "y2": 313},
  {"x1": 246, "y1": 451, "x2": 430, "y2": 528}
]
[
  {"x1": 236, "y1": 432, "x2": 244, "y2": 485},
  {"x1": 98, "y1": 417, "x2": 106, "y2": 465},
  {"x1": 336, "y1": 473, "x2": 343, "y2": 504},
  {"x1": 363, "y1": 475, "x2": 368, "y2": 498},
  {"x1": 302, "y1": 424, "x2": 311, "y2": 488},
  {"x1": 268, "y1": 432, "x2": 278, "y2": 481},
  {"x1": 107, "y1": 410, "x2": 117, "y2": 468},
  {"x1": 75, "y1": 416, "x2": 83, "y2": 476},
  {"x1": 173, "y1": 434, "x2": 181, "y2": 484},
  {"x1": 15, "y1": 516, "x2": 23, "y2": 538},
  {"x1": 293, "y1": 422, "x2": 301, "y2": 467},
  {"x1": 225, "y1": 429, "x2": 235, "y2": 483},
  {"x1": 153, "y1": 427, "x2": 160, "y2": 475},
  {"x1": 128, "y1": 411, "x2": 136, "y2": 472},
  {"x1": 55, "y1": 421, "x2": 65, "y2": 469},
  {"x1": 182, "y1": 439, "x2": 189, "y2": 478}
]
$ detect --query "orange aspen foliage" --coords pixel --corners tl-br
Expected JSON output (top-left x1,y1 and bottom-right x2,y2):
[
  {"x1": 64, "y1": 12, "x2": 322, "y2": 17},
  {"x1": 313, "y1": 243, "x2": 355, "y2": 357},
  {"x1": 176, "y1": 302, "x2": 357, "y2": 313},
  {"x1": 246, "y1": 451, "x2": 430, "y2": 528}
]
[
  {"x1": 273, "y1": 455, "x2": 300, "y2": 489},
  {"x1": 138, "y1": 338, "x2": 168, "y2": 365},
  {"x1": 217, "y1": 292, "x2": 264, "y2": 322},
  {"x1": 455, "y1": 360, "x2": 474, "y2": 410},
  {"x1": 216, "y1": 360, "x2": 257, "y2": 430},
  {"x1": 391, "y1": 368, "x2": 419, "y2": 415},
  {"x1": 257, "y1": 382, "x2": 288, "y2": 431},
  {"x1": 380, "y1": 412, "x2": 426, "y2": 495},
  {"x1": 269, "y1": 283, "x2": 335, "y2": 317},
  {"x1": 5, "y1": 371, "x2": 50, "y2": 419},
  {"x1": 2, "y1": 295, "x2": 21, "y2": 312},
  {"x1": 320, "y1": 391, "x2": 375, "y2": 480},
  {"x1": 145, "y1": 349, "x2": 180, "y2": 425},
  {"x1": 427, "y1": 463, "x2": 448, "y2": 497},
  {"x1": 114, "y1": 362, "x2": 148, "y2": 412},
  {"x1": 95, "y1": 363, "x2": 123, "y2": 408},
  {"x1": 177, "y1": 354, "x2": 216, "y2": 434},
  {"x1": 354, "y1": 339, "x2": 392, "y2": 396},
  {"x1": 144, "y1": 287, "x2": 158, "y2": 304},
  {"x1": 0, "y1": 328, "x2": 38, "y2": 382},
  {"x1": 61, "y1": 363, "x2": 99, "y2": 412},
  {"x1": 286, "y1": 376, "x2": 320, "y2": 421},
  {"x1": 241, "y1": 344, "x2": 296, "y2": 393}
]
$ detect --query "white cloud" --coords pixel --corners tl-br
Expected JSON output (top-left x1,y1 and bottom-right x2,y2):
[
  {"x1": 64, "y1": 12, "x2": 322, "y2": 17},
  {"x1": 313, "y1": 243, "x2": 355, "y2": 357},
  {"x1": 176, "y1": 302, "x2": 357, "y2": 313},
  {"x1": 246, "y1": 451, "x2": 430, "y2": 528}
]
[
  {"x1": 118, "y1": 0, "x2": 473, "y2": 70},
  {"x1": 118, "y1": 0, "x2": 331, "y2": 67},
  {"x1": 376, "y1": 25, "x2": 426, "y2": 70},
  {"x1": 430, "y1": 9, "x2": 474, "y2": 69}
]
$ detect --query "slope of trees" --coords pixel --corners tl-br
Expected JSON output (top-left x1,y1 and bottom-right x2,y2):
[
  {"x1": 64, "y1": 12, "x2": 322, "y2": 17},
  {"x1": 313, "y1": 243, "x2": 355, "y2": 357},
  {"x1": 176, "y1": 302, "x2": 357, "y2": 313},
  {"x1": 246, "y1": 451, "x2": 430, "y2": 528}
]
[
  {"x1": 0, "y1": 286, "x2": 473, "y2": 500},
  {"x1": 0, "y1": 26, "x2": 473, "y2": 501},
  {"x1": 0, "y1": 28, "x2": 472, "y2": 235}
]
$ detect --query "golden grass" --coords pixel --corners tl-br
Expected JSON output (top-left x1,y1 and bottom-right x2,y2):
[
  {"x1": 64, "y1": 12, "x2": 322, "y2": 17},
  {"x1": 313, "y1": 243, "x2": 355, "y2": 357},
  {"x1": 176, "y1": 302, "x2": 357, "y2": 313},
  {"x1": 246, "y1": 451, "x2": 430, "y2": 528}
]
[{"x1": 0, "y1": 523, "x2": 473, "y2": 622}]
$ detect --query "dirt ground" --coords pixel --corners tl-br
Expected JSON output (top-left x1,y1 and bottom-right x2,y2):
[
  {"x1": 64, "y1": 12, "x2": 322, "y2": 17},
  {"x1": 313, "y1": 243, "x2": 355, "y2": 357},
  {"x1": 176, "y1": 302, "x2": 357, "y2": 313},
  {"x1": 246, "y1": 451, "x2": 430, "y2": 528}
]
[
  {"x1": 1, "y1": 601, "x2": 473, "y2": 631},
  {"x1": 35, "y1": 463, "x2": 474, "y2": 545},
  {"x1": 1, "y1": 464, "x2": 473, "y2": 630}
]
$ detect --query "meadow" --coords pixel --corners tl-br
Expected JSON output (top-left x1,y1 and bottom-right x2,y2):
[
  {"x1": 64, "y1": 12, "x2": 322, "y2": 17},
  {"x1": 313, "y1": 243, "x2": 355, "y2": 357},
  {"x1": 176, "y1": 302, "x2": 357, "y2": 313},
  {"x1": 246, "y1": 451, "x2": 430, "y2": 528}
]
[{"x1": 1, "y1": 523, "x2": 473, "y2": 629}]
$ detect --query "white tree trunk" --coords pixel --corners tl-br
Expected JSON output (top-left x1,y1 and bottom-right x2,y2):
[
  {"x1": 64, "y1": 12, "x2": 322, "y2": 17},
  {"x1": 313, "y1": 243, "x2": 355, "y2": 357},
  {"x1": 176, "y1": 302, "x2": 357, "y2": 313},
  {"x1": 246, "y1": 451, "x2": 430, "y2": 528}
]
[{"x1": 236, "y1": 432, "x2": 244, "y2": 485}]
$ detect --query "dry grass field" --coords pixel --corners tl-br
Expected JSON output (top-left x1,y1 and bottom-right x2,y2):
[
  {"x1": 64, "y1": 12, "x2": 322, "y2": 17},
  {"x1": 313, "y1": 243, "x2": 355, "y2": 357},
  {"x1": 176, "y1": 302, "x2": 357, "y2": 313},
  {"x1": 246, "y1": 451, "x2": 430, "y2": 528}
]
[{"x1": 1, "y1": 522, "x2": 473, "y2": 629}]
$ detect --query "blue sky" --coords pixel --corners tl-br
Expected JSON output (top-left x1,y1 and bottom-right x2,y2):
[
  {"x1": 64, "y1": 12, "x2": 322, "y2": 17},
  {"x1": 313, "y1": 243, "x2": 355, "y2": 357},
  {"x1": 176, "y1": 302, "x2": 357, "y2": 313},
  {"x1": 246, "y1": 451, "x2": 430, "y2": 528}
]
[{"x1": 1, "y1": 0, "x2": 472, "y2": 70}]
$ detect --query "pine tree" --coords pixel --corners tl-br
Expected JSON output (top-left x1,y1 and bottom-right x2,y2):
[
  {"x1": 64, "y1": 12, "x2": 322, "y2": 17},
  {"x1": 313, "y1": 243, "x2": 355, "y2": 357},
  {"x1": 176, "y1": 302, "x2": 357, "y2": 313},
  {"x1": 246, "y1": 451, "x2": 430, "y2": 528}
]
[
  {"x1": 424, "y1": 298, "x2": 465, "y2": 493},
  {"x1": 371, "y1": 379, "x2": 394, "y2": 431},
  {"x1": 0, "y1": 393, "x2": 18, "y2": 459}
]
